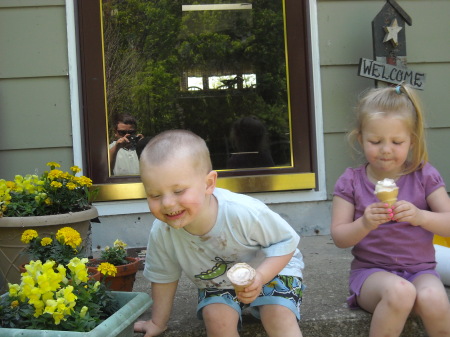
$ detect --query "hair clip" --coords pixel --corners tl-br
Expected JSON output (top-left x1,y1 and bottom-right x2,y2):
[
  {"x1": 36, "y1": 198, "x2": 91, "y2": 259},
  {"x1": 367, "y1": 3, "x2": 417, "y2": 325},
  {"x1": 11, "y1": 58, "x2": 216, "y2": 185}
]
[{"x1": 395, "y1": 85, "x2": 402, "y2": 95}]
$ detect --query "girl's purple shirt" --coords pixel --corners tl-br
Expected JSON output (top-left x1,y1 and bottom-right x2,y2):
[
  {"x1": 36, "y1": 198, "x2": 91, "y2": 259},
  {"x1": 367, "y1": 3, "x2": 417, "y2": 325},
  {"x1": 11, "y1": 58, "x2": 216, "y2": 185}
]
[{"x1": 334, "y1": 162, "x2": 445, "y2": 272}]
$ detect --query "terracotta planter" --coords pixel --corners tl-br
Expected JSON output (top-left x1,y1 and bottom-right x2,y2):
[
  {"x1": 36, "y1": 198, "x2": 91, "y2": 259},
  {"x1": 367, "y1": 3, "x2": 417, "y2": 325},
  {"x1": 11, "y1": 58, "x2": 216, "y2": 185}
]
[
  {"x1": 0, "y1": 291, "x2": 152, "y2": 336},
  {"x1": 90, "y1": 257, "x2": 140, "y2": 292},
  {"x1": 0, "y1": 207, "x2": 98, "y2": 293}
]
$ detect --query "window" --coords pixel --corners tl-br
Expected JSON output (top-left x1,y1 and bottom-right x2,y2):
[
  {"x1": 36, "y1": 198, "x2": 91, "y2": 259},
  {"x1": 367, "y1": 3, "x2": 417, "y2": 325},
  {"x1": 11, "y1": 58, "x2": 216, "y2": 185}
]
[{"x1": 77, "y1": 0, "x2": 316, "y2": 201}]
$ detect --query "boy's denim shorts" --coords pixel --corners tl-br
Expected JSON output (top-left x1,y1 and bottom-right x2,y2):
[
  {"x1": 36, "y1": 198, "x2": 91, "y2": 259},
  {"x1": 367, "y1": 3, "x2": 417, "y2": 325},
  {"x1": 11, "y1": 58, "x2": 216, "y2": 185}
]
[{"x1": 197, "y1": 275, "x2": 304, "y2": 323}]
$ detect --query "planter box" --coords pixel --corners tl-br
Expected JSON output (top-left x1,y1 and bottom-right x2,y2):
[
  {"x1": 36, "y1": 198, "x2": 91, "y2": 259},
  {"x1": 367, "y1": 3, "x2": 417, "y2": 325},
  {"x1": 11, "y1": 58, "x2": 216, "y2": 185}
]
[{"x1": 0, "y1": 291, "x2": 152, "y2": 337}]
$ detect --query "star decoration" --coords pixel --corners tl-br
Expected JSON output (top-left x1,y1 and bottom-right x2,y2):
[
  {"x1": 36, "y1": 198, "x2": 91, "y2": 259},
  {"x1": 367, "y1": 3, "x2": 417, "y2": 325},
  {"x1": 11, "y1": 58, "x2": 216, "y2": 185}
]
[{"x1": 383, "y1": 18, "x2": 403, "y2": 47}]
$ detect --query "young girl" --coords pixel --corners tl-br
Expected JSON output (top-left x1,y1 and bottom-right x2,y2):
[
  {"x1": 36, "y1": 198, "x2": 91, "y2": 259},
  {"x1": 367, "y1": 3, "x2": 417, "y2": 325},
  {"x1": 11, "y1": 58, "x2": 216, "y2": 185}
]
[{"x1": 331, "y1": 83, "x2": 450, "y2": 337}]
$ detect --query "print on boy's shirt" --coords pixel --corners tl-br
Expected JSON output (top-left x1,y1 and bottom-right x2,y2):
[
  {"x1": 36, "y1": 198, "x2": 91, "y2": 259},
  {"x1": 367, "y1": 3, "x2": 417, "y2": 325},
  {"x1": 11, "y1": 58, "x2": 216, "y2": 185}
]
[{"x1": 195, "y1": 257, "x2": 234, "y2": 281}]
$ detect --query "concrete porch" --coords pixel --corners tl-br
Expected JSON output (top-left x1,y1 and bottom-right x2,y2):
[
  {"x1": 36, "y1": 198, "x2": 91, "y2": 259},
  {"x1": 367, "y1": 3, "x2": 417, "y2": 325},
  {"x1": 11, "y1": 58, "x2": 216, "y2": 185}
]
[{"x1": 131, "y1": 235, "x2": 449, "y2": 337}]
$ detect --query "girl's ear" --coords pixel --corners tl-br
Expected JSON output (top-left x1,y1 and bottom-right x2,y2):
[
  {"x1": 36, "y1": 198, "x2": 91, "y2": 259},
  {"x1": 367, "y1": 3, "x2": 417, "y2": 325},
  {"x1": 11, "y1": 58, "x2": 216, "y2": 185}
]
[
  {"x1": 205, "y1": 170, "x2": 217, "y2": 195},
  {"x1": 357, "y1": 133, "x2": 362, "y2": 145}
]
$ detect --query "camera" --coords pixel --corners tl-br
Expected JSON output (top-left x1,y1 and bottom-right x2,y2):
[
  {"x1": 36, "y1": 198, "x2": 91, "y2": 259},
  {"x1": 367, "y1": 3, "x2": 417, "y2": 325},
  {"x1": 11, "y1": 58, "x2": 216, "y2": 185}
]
[{"x1": 126, "y1": 135, "x2": 140, "y2": 150}]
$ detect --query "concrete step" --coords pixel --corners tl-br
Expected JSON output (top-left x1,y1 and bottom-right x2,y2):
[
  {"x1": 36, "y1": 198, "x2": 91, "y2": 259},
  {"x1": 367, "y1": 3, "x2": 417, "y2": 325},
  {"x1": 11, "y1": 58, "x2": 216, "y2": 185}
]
[{"x1": 132, "y1": 235, "x2": 449, "y2": 337}]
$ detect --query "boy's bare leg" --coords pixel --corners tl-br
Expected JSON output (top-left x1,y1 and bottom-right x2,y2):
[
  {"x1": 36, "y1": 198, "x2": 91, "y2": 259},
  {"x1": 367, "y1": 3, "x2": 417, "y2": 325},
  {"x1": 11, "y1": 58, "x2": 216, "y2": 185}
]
[
  {"x1": 357, "y1": 271, "x2": 416, "y2": 337},
  {"x1": 260, "y1": 305, "x2": 302, "y2": 337},
  {"x1": 413, "y1": 274, "x2": 450, "y2": 337},
  {"x1": 202, "y1": 303, "x2": 240, "y2": 337}
]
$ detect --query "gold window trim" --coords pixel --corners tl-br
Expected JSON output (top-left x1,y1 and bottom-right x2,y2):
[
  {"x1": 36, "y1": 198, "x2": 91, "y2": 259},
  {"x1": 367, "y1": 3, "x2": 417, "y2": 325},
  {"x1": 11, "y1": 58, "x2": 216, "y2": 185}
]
[{"x1": 94, "y1": 173, "x2": 316, "y2": 201}]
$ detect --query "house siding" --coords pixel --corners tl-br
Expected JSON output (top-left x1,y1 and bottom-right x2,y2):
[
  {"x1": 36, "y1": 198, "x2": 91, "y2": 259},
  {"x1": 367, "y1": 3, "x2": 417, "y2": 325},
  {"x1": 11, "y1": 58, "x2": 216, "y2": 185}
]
[
  {"x1": 0, "y1": 1, "x2": 72, "y2": 178},
  {"x1": 0, "y1": 1, "x2": 449, "y2": 247},
  {"x1": 318, "y1": 0, "x2": 450, "y2": 195}
]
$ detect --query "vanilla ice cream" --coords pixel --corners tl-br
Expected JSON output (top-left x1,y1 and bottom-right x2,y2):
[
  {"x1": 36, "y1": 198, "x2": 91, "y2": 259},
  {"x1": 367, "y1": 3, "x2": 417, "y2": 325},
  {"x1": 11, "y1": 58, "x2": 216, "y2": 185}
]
[
  {"x1": 226, "y1": 263, "x2": 256, "y2": 292},
  {"x1": 374, "y1": 178, "x2": 398, "y2": 206}
]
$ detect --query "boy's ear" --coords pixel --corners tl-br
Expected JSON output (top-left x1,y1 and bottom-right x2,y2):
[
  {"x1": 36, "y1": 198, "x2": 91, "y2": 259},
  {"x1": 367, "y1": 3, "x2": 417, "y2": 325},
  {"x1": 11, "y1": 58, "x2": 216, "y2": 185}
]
[{"x1": 205, "y1": 170, "x2": 217, "y2": 194}]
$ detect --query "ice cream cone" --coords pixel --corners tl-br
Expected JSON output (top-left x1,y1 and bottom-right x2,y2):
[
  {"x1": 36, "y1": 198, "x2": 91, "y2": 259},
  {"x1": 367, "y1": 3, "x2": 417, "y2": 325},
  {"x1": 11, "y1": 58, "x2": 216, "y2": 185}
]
[
  {"x1": 375, "y1": 188, "x2": 398, "y2": 206},
  {"x1": 226, "y1": 263, "x2": 256, "y2": 292}
]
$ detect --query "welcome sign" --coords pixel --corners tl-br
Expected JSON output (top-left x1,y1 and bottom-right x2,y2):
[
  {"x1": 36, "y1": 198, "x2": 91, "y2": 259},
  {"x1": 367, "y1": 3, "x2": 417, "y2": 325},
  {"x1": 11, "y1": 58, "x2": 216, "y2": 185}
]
[{"x1": 358, "y1": 58, "x2": 426, "y2": 90}]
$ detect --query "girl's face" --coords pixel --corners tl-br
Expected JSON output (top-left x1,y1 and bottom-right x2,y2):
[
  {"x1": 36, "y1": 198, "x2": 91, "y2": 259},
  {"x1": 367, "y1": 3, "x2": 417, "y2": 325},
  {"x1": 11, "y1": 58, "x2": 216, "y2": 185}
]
[
  {"x1": 141, "y1": 155, "x2": 217, "y2": 234},
  {"x1": 359, "y1": 114, "x2": 412, "y2": 180}
]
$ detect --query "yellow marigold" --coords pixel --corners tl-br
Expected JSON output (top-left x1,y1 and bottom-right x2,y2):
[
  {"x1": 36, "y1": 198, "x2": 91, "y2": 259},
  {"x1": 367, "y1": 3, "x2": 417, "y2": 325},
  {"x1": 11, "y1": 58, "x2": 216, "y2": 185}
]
[
  {"x1": 50, "y1": 181, "x2": 63, "y2": 189},
  {"x1": 70, "y1": 166, "x2": 82, "y2": 174},
  {"x1": 97, "y1": 262, "x2": 117, "y2": 277},
  {"x1": 56, "y1": 227, "x2": 82, "y2": 249},
  {"x1": 6, "y1": 180, "x2": 15, "y2": 189},
  {"x1": 40, "y1": 237, "x2": 53, "y2": 246},
  {"x1": 46, "y1": 162, "x2": 61, "y2": 168},
  {"x1": 66, "y1": 182, "x2": 77, "y2": 190},
  {"x1": 21, "y1": 229, "x2": 39, "y2": 244},
  {"x1": 47, "y1": 169, "x2": 64, "y2": 180},
  {"x1": 11, "y1": 300, "x2": 19, "y2": 308},
  {"x1": 72, "y1": 176, "x2": 92, "y2": 187}
]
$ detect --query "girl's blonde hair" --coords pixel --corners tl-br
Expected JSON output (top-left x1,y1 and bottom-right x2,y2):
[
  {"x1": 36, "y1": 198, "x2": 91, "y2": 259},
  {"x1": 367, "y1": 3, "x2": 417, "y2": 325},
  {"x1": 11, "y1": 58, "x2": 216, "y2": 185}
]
[{"x1": 348, "y1": 83, "x2": 428, "y2": 175}]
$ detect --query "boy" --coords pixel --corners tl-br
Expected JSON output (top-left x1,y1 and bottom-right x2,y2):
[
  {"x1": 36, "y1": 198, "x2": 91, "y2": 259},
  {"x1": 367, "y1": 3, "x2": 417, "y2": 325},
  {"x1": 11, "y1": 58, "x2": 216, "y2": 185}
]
[{"x1": 135, "y1": 130, "x2": 304, "y2": 337}]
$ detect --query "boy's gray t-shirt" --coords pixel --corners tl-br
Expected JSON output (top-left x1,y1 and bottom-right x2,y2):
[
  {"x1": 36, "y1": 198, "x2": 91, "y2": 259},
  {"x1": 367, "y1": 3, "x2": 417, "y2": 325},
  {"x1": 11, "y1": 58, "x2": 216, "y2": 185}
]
[{"x1": 143, "y1": 188, "x2": 303, "y2": 289}]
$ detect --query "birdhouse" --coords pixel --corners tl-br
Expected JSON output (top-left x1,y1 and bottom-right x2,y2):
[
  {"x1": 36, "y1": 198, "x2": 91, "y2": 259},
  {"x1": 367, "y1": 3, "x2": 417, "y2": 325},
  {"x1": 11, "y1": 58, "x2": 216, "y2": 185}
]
[
  {"x1": 372, "y1": 0, "x2": 411, "y2": 67},
  {"x1": 358, "y1": 0, "x2": 426, "y2": 90}
]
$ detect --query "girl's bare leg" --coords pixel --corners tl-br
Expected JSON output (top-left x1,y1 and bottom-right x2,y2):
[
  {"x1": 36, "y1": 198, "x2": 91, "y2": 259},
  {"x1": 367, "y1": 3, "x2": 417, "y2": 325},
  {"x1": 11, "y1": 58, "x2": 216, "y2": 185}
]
[
  {"x1": 357, "y1": 271, "x2": 416, "y2": 337},
  {"x1": 202, "y1": 303, "x2": 240, "y2": 337},
  {"x1": 413, "y1": 274, "x2": 450, "y2": 337},
  {"x1": 260, "y1": 304, "x2": 302, "y2": 337}
]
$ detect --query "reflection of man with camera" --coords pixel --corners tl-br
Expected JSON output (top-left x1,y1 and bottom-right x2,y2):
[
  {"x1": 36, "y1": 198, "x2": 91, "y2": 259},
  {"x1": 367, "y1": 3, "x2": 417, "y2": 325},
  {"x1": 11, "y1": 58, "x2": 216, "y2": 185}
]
[{"x1": 109, "y1": 113, "x2": 144, "y2": 176}]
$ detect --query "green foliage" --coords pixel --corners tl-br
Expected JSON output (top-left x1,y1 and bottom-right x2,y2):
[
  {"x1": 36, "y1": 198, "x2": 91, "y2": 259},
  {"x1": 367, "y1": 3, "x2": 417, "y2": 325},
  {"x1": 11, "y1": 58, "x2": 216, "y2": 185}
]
[
  {"x1": 0, "y1": 162, "x2": 96, "y2": 217},
  {"x1": 99, "y1": 240, "x2": 129, "y2": 266},
  {"x1": 0, "y1": 259, "x2": 119, "y2": 332},
  {"x1": 103, "y1": 0, "x2": 291, "y2": 168}
]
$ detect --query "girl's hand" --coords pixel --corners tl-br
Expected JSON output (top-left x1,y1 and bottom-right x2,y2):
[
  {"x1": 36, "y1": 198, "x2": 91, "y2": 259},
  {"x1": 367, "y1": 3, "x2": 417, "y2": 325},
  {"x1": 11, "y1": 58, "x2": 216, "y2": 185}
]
[
  {"x1": 236, "y1": 272, "x2": 264, "y2": 304},
  {"x1": 362, "y1": 202, "x2": 394, "y2": 230},
  {"x1": 391, "y1": 200, "x2": 424, "y2": 226}
]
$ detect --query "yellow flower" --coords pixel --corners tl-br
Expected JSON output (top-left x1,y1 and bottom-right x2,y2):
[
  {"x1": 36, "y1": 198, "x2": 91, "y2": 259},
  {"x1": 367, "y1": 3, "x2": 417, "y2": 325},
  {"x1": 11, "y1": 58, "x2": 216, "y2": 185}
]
[
  {"x1": 70, "y1": 166, "x2": 82, "y2": 174},
  {"x1": 8, "y1": 283, "x2": 20, "y2": 296},
  {"x1": 66, "y1": 182, "x2": 77, "y2": 190},
  {"x1": 79, "y1": 305, "x2": 88, "y2": 318},
  {"x1": 11, "y1": 300, "x2": 19, "y2": 308},
  {"x1": 40, "y1": 237, "x2": 52, "y2": 246},
  {"x1": 97, "y1": 262, "x2": 117, "y2": 277},
  {"x1": 56, "y1": 227, "x2": 82, "y2": 249},
  {"x1": 73, "y1": 176, "x2": 93, "y2": 187},
  {"x1": 113, "y1": 239, "x2": 127, "y2": 249},
  {"x1": 50, "y1": 181, "x2": 63, "y2": 188},
  {"x1": 67, "y1": 257, "x2": 89, "y2": 284},
  {"x1": 46, "y1": 162, "x2": 61, "y2": 168},
  {"x1": 21, "y1": 229, "x2": 38, "y2": 244}
]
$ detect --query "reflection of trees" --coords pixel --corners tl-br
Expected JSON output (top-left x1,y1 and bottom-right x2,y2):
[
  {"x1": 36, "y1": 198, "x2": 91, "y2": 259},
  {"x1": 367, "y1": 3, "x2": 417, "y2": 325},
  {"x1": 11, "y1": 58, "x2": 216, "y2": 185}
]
[{"x1": 103, "y1": 0, "x2": 290, "y2": 168}]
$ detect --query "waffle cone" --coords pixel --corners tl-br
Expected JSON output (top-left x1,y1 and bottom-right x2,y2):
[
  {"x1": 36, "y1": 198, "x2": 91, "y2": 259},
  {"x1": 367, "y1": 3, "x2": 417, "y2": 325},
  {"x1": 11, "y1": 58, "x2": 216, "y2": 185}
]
[
  {"x1": 227, "y1": 263, "x2": 256, "y2": 292},
  {"x1": 375, "y1": 188, "x2": 398, "y2": 206},
  {"x1": 231, "y1": 278, "x2": 255, "y2": 292}
]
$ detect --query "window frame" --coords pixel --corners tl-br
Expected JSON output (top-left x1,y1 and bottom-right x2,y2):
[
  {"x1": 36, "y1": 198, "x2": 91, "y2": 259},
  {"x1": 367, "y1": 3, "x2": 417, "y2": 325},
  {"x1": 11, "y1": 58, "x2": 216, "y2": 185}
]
[{"x1": 76, "y1": 0, "x2": 317, "y2": 201}]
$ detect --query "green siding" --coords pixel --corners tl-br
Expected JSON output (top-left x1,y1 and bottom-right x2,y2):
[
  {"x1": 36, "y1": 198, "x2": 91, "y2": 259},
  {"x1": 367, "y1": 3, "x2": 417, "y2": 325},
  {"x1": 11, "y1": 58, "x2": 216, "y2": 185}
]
[
  {"x1": 318, "y1": 0, "x2": 450, "y2": 195},
  {"x1": 0, "y1": 2, "x2": 72, "y2": 180}
]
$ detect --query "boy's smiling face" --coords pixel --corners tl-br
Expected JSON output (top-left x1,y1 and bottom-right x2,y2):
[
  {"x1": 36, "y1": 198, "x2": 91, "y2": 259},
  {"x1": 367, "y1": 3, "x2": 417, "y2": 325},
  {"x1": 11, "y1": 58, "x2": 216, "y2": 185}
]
[{"x1": 141, "y1": 154, "x2": 217, "y2": 234}]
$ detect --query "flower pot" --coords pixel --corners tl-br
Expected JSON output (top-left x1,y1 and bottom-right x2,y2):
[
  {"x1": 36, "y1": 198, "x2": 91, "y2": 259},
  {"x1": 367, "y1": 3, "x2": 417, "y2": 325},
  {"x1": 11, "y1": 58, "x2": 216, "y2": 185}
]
[
  {"x1": 91, "y1": 257, "x2": 140, "y2": 292},
  {"x1": 0, "y1": 291, "x2": 152, "y2": 337},
  {"x1": 0, "y1": 207, "x2": 98, "y2": 293}
]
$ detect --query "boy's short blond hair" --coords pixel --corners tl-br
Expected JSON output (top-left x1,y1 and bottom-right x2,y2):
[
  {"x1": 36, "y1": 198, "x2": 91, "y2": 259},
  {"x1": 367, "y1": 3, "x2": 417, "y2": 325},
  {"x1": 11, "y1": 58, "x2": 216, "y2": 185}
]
[{"x1": 140, "y1": 130, "x2": 212, "y2": 174}]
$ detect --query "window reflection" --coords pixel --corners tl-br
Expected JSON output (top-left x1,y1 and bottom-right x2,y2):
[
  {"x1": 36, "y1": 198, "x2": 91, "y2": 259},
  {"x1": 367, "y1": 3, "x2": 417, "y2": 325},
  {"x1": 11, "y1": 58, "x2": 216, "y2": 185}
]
[{"x1": 103, "y1": 0, "x2": 292, "y2": 175}]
